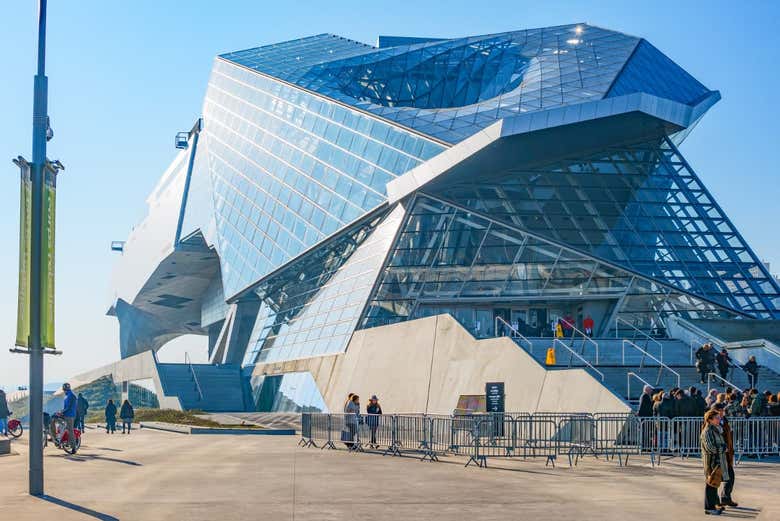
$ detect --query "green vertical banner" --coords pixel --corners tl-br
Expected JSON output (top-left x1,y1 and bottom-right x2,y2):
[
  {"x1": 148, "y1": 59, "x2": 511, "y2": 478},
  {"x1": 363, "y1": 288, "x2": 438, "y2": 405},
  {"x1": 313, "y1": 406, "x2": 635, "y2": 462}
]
[
  {"x1": 15, "y1": 160, "x2": 32, "y2": 347},
  {"x1": 41, "y1": 163, "x2": 57, "y2": 349}
]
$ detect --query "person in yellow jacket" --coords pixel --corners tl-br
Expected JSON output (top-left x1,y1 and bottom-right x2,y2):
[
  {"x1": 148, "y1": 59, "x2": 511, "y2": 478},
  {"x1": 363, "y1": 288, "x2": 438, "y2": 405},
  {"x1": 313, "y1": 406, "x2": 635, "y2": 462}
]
[{"x1": 555, "y1": 322, "x2": 564, "y2": 339}]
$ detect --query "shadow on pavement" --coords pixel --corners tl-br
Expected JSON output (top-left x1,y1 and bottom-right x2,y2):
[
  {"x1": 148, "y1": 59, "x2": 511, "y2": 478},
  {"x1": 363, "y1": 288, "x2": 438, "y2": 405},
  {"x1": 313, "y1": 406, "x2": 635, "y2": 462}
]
[
  {"x1": 38, "y1": 495, "x2": 119, "y2": 521},
  {"x1": 50, "y1": 452, "x2": 142, "y2": 466}
]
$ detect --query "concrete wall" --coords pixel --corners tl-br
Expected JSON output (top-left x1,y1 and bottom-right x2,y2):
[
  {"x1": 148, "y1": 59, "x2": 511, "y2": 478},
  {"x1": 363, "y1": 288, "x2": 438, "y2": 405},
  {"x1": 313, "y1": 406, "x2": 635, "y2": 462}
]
[
  {"x1": 70, "y1": 351, "x2": 181, "y2": 410},
  {"x1": 252, "y1": 314, "x2": 629, "y2": 414}
]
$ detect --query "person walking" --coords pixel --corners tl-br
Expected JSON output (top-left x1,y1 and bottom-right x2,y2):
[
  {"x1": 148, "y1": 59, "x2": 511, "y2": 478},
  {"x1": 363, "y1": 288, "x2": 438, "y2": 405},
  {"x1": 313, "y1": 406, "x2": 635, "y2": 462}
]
[
  {"x1": 716, "y1": 349, "x2": 731, "y2": 381},
  {"x1": 366, "y1": 395, "x2": 383, "y2": 448},
  {"x1": 743, "y1": 356, "x2": 759, "y2": 388},
  {"x1": 713, "y1": 403, "x2": 738, "y2": 507},
  {"x1": 105, "y1": 399, "x2": 117, "y2": 434},
  {"x1": 120, "y1": 399, "x2": 134, "y2": 434},
  {"x1": 76, "y1": 392, "x2": 89, "y2": 431},
  {"x1": 637, "y1": 385, "x2": 654, "y2": 417},
  {"x1": 701, "y1": 409, "x2": 729, "y2": 515},
  {"x1": 0, "y1": 389, "x2": 10, "y2": 437},
  {"x1": 695, "y1": 343, "x2": 716, "y2": 384}
]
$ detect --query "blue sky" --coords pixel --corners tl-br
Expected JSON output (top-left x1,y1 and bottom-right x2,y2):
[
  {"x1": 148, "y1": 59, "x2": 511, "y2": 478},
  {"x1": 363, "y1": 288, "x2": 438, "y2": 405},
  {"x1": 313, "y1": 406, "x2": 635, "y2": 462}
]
[{"x1": 1, "y1": 1, "x2": 778, "y2": 390}]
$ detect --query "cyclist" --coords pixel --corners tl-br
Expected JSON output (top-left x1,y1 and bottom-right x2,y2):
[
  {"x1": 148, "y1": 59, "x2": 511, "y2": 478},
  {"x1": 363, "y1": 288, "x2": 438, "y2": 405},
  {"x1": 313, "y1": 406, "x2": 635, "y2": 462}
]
[{"x1": 51, "y1": 383, "x2": 78, "y2": 452}]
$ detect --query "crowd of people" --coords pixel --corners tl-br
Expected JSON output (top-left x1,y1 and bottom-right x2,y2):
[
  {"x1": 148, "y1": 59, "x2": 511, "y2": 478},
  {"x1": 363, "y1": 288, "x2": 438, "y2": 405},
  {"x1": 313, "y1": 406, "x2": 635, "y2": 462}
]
[
  {"x1": 638, "y1": 384, "x2": 780, "y2": 419},
  {"x1": 635, "y1": 381, "x2": 780, "y2": 515},
  {"x1": 694, "y1": 344, "x2": 761, "y2": 388}
]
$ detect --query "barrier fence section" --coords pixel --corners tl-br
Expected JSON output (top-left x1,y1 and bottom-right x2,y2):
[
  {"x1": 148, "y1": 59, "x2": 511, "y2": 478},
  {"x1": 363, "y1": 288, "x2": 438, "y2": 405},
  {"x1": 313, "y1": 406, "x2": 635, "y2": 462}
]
[{"x1": 299, "y1": 413, "x2": 780, "y2": 468}]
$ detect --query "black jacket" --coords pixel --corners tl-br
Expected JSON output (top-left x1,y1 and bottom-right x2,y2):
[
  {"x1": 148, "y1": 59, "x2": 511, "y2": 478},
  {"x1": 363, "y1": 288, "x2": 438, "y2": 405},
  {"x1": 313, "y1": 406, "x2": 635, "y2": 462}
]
[
  {"x1": 695, "y1": 347, "x2": 716, "y2": 370},
  {"x1": 105, "y1": 403, "x2": 117, "y2": 419},
  {"x1": 637, "y1": 394, "x2": 653, "y2": 417},
  {"x1": 694, "y1": 394, "x2": 708, "y2": 415},
  {"x1": 744, "y1": 360, "x2": 759, "y2": 376},
  {"x1": 654, "y1": 396, "x2": 675, "y2": 418},
  {"x1": 716, "y1": 352, "x2": 731, "y2": 370},
  {"x1": 77, "y1": 395, "x2": 89, "y2": 416},
  {"x1": 119, "y1": 402, "x2": 134, "y2": 420}
]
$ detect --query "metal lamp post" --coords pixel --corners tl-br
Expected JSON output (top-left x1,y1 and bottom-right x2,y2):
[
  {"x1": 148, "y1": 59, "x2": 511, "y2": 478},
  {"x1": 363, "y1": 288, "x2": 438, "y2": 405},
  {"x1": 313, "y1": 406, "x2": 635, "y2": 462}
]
[{"x1": 10, "y1": 0, "x2": 63, "y2": 497}]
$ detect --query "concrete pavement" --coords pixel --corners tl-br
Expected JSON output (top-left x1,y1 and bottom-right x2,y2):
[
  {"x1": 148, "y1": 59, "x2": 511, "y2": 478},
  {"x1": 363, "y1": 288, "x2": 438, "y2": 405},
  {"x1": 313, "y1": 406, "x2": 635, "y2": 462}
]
[{"x1": 0, "y1": 427, "x2": 776, "y2": 520}]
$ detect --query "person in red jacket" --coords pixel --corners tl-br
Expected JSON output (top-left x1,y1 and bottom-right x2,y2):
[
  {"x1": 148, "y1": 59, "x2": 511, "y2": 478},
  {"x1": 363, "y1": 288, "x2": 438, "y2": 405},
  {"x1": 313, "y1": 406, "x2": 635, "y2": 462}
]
[{"x1": 583, "y1": 315, "x2": 595, "y2": 337}]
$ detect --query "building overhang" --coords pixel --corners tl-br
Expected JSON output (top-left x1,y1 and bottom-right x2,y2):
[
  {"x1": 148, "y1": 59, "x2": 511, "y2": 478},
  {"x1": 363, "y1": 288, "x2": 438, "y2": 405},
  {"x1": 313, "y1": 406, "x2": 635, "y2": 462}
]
[
  {"x1": 386, "y1": 91, "x2": 721, "y2": 203},
  {"x1": 108, "y1": 231, "x2": 221, "y2": 358}
]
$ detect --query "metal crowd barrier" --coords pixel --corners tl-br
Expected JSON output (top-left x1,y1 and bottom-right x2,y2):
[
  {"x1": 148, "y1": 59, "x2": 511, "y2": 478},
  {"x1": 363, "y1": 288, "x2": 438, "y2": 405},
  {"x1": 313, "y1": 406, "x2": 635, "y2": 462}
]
[{"x1": 299, "y1": 413, "x2": 780, "y2": 468}]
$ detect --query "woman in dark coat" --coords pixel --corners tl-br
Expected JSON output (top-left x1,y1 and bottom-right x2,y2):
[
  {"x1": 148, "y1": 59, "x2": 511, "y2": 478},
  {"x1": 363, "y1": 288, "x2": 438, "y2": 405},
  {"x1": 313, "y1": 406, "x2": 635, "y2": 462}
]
[
  {"x1": 119, "y1": 400, "x2": 134, "y2": 434},
  {"x1": 366, "y1": 395, "x2": 383, "y2": 448},
  {"x1": 105, "y1": 399, "x2": 117, "y2": 434},
  {"x1": 701, "y1": 409, "x2": 729, "y2": 515}
]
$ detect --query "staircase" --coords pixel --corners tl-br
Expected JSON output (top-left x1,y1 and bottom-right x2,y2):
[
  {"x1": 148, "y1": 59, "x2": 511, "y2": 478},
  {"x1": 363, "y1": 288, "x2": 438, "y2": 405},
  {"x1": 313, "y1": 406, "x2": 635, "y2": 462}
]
[
  {"x1": 507, "y1": 335, "x2": 780, "y2": 404},
  {"x1": 156, "y1": 363, "x2": 245, "y2": 412}
]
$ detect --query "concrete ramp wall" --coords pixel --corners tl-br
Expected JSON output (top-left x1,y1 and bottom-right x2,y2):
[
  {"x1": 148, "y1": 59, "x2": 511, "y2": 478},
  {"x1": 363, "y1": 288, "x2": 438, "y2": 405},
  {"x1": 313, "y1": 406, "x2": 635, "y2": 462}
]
[
  {"x1": 253, "y1": 314, "x2": 630, "y2": 415},
  {"x1": 70, "y1": 351, "x2": 182, "y2": 410}
]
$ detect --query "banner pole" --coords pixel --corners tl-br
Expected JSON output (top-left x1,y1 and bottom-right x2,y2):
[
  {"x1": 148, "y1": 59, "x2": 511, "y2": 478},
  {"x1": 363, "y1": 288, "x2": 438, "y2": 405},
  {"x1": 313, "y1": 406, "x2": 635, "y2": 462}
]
[{"x1": 28, "y1": 0, "x2": 49, "y2": 496}]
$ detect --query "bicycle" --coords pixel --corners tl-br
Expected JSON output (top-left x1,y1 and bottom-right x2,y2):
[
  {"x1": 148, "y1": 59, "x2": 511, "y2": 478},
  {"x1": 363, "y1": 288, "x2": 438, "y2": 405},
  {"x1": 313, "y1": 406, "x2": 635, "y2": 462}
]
[
  {"x1": 7, "y1": 417, "x2": 23, "y2": 438},
  {"x1": 48, "y1": 412, "x2": 81, "y2": 454}
]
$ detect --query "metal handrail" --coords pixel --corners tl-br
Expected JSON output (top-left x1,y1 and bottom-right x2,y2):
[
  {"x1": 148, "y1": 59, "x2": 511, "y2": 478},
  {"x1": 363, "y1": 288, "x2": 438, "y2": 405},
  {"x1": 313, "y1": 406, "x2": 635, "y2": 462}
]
[
  {"x1": 494, "y1": 316, "x2": 534, "y2": 354},
  {"x1": 184, "y1": 352, "x2": 203, "y2": 401},
  {"x1": 727, "y1": 340, "x2": 780, "y2": 362},
  {"x1": 553, "y1": 338, "x2": 604, "y2": 381},
  {"x1": 622, "y1": 340, "x2": 680, "y2": 389},
  {"x1": 615, "y1": 317, "x2": 663, "y2": 361},
  {"x1": 559, "y1": 318, "x2": 600, "y2": 364},
  {"x1": 707, "y1": 372, "x2": 738, "y2": 395},
  {"x1": 627, "y1": 372, "x2": 653, "y2": 402}
]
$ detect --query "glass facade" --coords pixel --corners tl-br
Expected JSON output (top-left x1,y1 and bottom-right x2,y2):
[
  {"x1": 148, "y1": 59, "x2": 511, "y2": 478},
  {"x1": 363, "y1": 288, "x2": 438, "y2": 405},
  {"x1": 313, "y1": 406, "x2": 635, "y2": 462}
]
[
  {"x1": 222, "y1": 25, "x2": 711, "y2": 144},
  {"x1": 361, "y1": 195, "x2": 740, "y2": 336},
  {"x1": 111, "y1": 25, "x2": 777, "y2": 375},
  {"x1": 427, "y1": 138, "x2": 780, "y2": 318},
  {"x1": 607, "y1": 40, "x2": 710, "y2": 105},
  {"x1": 201, "y1": 59, "x2": 444, "y2": 297},
  {"x1": 245, "y1": 206, "x2": 404, "y2": 364},
  {"x1": 249, "y1": 371, "x2": 328, "y2": 413}
]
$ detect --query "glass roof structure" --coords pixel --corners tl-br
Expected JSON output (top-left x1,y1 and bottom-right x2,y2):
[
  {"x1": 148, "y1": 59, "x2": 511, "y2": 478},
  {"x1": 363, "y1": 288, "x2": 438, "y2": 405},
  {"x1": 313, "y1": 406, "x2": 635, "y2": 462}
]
[{"x1": 221, "y1": 24, "x2": 714, "y2": 144}]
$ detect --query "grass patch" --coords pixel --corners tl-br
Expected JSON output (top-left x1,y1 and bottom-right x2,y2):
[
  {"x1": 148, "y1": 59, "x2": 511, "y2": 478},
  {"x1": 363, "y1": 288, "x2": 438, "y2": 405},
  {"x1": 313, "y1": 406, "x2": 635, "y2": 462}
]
[{"x1": 86, "y1": 408, "x2": 263, "y2": 429}]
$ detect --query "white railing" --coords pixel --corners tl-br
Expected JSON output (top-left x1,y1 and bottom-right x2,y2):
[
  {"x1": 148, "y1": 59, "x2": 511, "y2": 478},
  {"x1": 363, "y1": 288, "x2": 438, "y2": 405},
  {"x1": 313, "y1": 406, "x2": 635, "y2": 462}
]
[
  {"x1": 707, "y1": 372, "x2": 738, "y2": 395},
  {"x1": 622, "y1": 340, "x2": 680, "y2": 388},
  {"x1": 184, "y1": 352, "x2": 203, "y2": 402},
  {"x1": 494, "y1": 316, "x2": 534, "y2": 354},
  {"x1": 553, "y1": 338, "x2": 605, "y2": 381},
  {"x1": 615, "y1": 317, "x2": 664, "y2": 362},
  {"x1": 627, "y1": 372, "x2": 653, "y2": 402},
  {"x1": 559, "y1": 318, "x2": 600, "y2": 364}
]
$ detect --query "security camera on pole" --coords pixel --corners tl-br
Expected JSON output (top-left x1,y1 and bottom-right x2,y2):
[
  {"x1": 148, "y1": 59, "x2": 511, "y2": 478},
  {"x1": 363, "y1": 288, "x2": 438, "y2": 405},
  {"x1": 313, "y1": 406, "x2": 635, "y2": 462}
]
[{"x1": 10, "y1": 0, "x2": 64, "y2": 497}]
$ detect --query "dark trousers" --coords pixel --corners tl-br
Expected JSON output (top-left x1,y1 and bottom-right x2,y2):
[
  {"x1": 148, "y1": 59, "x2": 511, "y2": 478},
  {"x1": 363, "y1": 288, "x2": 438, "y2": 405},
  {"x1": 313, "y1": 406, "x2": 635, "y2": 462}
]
[
  {"x1": 106, "y1": 418, "x2": 116, "y2": 433},
  {"x1": 699, "y1": 367, "x2": 709, "y2": 383},
  {"x1": 122, "y1": 420, "x2": 132, "y2": 433},
  {"x1": 705, "y1": 483, "x2": 720, "y2": 510},
  {"x1": 748, "y1": 373, "x2": 758, "y2": 388},
  {"x1": 721, "y1": 465, "x2": 735, "y2": 501}
]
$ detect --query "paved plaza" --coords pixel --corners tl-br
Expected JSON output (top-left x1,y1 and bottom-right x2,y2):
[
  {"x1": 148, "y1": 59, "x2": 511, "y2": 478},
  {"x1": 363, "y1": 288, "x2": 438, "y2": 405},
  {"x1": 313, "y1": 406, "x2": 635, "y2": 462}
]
[{"x1": 0, "y1": 427, "x2": 776, "y2": 520}]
